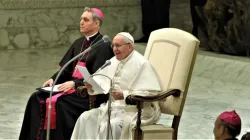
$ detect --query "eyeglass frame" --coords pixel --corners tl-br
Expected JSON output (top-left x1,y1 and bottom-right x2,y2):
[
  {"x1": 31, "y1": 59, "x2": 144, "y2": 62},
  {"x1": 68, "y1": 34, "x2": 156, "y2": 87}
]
[{"x1": 111, "y1": 43, "x2": 131, "y2": 48}]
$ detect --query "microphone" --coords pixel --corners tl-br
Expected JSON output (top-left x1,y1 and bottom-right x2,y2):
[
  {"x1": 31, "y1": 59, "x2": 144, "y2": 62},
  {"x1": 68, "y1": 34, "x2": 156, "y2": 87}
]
[
  {"x1": 91, "y1": 35, "x2": 110, "y2": 50},
  {"x1": 102, "y1": 35, "x2": 111, "y2": 43},
  {"x1": 46, "y1": 35, "x2": 110, "y2": 140},
  {"x1": 94, "y1": 60, "x2": 111, "y2": 74},
  {"x1": 100, "y1": 60, "x2": 111, "y2": 70}
]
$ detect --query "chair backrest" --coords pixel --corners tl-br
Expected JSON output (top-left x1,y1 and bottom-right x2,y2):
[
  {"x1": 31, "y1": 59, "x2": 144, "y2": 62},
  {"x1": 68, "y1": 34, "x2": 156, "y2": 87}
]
[{"x1": 144, "y1": 28, "x2": 199, "y2": 116}]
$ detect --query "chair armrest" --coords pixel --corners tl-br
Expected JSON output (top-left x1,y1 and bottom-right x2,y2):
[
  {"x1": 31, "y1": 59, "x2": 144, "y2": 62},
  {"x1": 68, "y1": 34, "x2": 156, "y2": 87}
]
[
  {"x1": 126, "y1": 89, "x2": 181, "y2": 140},
  {"x1": 126, "y1": 89, "x2": 181, "y2": 105}
]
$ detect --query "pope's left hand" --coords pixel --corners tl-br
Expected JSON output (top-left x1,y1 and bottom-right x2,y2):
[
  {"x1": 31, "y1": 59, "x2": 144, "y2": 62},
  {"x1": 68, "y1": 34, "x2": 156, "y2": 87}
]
[{"x1": 112, "y1": 90, "x2": 124, "y2": 100}]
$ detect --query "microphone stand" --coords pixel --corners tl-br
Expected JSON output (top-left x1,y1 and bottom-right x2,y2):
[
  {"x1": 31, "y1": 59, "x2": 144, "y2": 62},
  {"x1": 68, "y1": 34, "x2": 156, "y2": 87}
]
[
  {"x1": 90, "y1": 73, "x2": 113, "y2": 140},
  {"x1": 46, "y1": 40, "x2": 105, "y2": 140},
  {"x1": 106, "y1": 84, "x2": 113, "y2": 140}
]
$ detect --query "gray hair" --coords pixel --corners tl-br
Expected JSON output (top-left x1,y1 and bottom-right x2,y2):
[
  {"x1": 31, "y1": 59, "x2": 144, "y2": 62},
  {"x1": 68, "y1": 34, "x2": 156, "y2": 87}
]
[{"x1": 84, "y1": 7, "x2": 103, "y2": 27}]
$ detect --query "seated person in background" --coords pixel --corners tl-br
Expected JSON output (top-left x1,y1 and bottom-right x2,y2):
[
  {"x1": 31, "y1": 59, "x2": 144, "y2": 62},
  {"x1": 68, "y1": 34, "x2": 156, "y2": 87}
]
[
  {"x1": 241, "y1": 132, "x2": 250, "y2": 140},
  {"x1": 71, "y1": 32, "x2": 163, "y2": 139},
  {"x1": 19, "y1": 7, "x2": 114, "y2": 140},
  {"x1": 213, "y1": 110, "x2": 242, "y2": 140}
]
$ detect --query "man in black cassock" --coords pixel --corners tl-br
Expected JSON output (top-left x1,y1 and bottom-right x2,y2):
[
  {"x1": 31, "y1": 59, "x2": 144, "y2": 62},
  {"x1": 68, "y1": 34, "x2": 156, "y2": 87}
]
[
  {"x1": 136, "y1": 0, "x2": 171, "y2": 43},
  {"x1": 19, "y1": 7, "x2": 114, "y2": 140}
]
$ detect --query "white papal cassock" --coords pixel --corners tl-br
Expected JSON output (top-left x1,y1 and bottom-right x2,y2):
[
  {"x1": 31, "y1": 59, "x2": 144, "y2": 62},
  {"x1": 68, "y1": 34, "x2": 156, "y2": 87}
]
[{"x1": 71, "y1": 50, "x2": 163, "y2": 140}]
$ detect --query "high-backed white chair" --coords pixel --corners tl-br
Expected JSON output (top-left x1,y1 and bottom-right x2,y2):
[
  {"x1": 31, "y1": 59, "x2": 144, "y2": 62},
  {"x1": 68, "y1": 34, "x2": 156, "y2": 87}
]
[{"x1": 126, "y1": 28, "x2": 200, "y2": 140}]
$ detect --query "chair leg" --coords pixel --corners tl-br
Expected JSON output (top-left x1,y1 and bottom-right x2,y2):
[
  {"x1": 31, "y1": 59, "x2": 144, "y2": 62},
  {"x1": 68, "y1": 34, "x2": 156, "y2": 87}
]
[
  {"x1": 89, "y1": 101, "x2": 94, "y2": 109},
  {"x1": 134, "y1": 102, "x2": 143, "y2": 140},
  {"x1": 89, "y1": 95, "x2": 96, "y2": 109},
  {"x1": 134, "y1": 128, "x2": 142, "y2": 140},
  {"x1": 172, "y1": 116, "x2": 181, "y2": 140}
]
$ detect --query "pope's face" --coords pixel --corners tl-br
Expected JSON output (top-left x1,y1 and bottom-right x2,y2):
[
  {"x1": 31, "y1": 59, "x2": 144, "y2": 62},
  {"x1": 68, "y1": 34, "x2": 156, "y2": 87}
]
[{"x1": 112, "y1": 35, "x2": 133, "y2": 61}]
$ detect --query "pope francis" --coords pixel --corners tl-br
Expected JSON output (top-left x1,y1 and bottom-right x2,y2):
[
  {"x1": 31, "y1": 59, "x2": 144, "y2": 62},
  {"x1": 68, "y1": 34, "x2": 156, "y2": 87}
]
[{"x1": 71, "y1": 32, "x2": 163, "y2": 140}]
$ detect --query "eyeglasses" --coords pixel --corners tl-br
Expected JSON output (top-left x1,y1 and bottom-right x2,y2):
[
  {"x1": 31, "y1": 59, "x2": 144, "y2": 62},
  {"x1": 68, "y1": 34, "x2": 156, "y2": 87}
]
[{"x1": 111, "y1": 43, "x2": 130, "y2": 48}]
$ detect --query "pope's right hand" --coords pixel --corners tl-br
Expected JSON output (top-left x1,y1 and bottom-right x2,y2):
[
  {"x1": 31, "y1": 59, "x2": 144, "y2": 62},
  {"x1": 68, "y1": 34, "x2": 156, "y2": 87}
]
[
  {"x1": 84, "y1": 81, "x2": 94, "y2": 94},
  {"x1": 43, "y1": 79, "x2": 54, "y2": 87},
  {"x1": 84, "y1": 81, "x2": 92, "y2": 90}
]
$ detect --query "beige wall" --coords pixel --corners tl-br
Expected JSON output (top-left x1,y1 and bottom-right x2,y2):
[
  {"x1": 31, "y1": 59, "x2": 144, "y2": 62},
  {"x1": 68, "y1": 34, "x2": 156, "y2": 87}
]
[
  {"x1": 0, "y1": 0, "x2": 192, "y2": 50},
  {"x1": 0, "y1": 0, "x2": 142, "y2": 50}
]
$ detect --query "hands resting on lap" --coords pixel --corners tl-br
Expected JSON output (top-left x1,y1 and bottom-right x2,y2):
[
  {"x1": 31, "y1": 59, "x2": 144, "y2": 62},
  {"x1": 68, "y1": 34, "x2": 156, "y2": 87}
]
[
  {"x1": 43, "y1": 79, "x2": 75, "y2": 92},
  {"x1": 42, "y1": 79, "x2": 125, "y2": 98}
]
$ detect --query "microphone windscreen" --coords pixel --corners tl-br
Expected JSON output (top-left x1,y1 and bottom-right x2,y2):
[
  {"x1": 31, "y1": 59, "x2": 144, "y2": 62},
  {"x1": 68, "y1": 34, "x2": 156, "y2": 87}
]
[
  {"x1": 102, "y1": 35, "x2": 111, "y2": 43},
  {"x1": 105, "y1": 60, "x2": 111, "y2": 65}
]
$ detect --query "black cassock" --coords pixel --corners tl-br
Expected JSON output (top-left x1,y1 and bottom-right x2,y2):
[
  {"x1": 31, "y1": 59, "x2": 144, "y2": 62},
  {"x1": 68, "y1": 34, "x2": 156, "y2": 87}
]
[{"x1": 19, "y1": 32, "x2": 114, "y2": 140}]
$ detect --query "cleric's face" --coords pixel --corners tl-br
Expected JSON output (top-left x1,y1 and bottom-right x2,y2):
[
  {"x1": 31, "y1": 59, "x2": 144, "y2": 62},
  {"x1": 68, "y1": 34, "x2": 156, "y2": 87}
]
[
  {"x1": 112, "y1": 35, "x2": 133, "y2": 61},
  {"x1": 213, "y1": 118, "x2": 224, "y2": 140},
  {"x1": 80, "y1": 11, "x2": 100, "y2": 35}
]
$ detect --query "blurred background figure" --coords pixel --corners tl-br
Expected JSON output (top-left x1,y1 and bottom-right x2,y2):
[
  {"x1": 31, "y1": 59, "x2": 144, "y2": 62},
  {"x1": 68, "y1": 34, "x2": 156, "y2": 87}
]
[
  {"x1": 135, "y1": 0, "x2": 171, "y2": 43},
  {"x1": 190, "y1": 0, "x2": 207, "y2": 37},
  {"x1": 241, "y1": 132, "x2": 250, "y2": 140}
]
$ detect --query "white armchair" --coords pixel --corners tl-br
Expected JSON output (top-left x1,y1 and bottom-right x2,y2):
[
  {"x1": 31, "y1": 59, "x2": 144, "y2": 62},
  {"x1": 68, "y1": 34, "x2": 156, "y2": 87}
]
[{"x1": 126, "y1": 28, "x2": 200, "y2": 140}]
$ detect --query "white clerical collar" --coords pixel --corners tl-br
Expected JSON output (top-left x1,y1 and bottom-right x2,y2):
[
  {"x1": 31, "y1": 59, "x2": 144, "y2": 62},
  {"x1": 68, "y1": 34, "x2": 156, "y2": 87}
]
[
  {"x1": 85, "y1": 32, "x2": 98, "y2": 41},
  {"x1": 120, "y1": 50, "x2": 134, "y2": 63}
]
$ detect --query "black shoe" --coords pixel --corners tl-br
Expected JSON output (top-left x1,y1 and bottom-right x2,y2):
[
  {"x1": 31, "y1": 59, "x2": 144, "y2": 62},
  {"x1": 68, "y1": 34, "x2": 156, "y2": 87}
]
[{"x1": 135, "y1": 36, "x2": 149, "y2": 43}]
